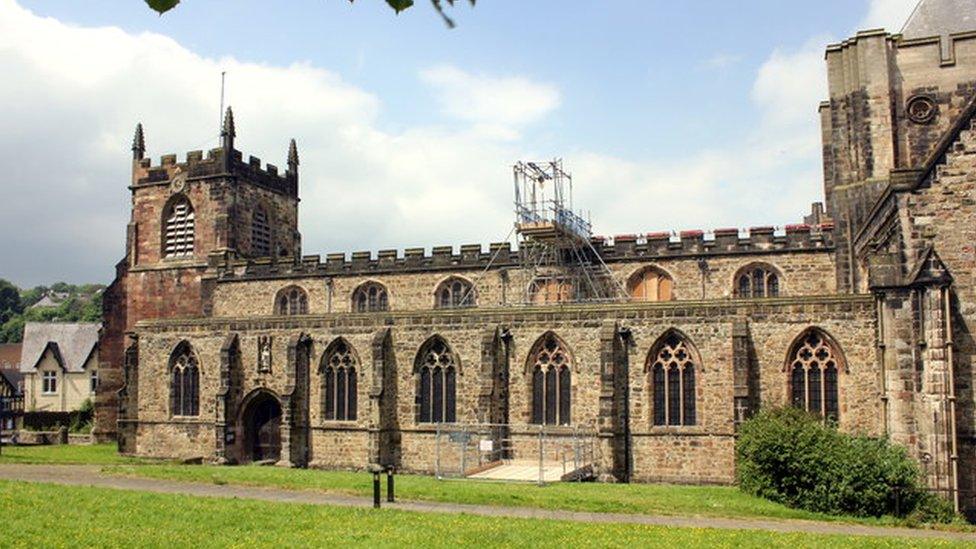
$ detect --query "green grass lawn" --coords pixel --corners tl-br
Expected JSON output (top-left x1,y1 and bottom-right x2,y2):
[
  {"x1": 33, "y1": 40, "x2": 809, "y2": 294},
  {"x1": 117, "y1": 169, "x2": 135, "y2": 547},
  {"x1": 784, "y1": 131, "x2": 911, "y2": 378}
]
[
  {"x1": 105, "y1": 462, "x2": 859, "y2": 523},
  {"x1": 0, "y1": 480, "x2": 962, "y2": 548},
  {"x1": 2, "y1": 444, "x2": 969, "y2": 532},
  {"x1": 0, "y1": 443, "x2": 148, "y2": 465}
]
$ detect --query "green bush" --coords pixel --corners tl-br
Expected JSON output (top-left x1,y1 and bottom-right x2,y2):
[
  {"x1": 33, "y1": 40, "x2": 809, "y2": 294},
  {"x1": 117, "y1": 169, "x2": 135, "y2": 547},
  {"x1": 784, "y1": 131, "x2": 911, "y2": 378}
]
[
  {"x1": 69, "y1": 398, "x2": 95, "y2": 433},
  {"x1": 736, "y1": 407, "x2": 954, "y2": 522}
]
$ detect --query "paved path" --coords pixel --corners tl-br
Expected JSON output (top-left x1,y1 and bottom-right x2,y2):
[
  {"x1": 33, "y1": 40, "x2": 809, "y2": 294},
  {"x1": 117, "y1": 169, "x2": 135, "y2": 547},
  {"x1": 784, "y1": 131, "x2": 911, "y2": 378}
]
[{"x1": 0, "y1": 464, "x2": 974, "y2": 542}]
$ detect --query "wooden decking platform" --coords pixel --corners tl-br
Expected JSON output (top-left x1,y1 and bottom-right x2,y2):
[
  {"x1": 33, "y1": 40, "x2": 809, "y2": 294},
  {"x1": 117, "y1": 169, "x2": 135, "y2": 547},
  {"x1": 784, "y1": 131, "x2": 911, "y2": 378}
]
[{"x1": 466, "y1": 459, "x2": 592, "y2": 483}]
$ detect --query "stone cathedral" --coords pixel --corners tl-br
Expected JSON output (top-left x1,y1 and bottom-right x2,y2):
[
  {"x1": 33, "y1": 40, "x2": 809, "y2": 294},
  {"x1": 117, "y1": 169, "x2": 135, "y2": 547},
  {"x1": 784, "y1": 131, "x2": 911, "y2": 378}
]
[{"x1": 95, "y1": 1, "x2": 976, "y2": 516}]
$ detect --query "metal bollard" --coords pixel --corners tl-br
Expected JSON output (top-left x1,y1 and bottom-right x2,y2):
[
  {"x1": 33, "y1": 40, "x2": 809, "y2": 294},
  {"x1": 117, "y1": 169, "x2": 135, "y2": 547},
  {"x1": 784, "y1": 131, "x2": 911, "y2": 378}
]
[
  {"x1": 372, "y1": 470, "x2": 381, "y2": 509},
  {"x1": 387, "y1": 467, "x2": 395, "y2": 503}
]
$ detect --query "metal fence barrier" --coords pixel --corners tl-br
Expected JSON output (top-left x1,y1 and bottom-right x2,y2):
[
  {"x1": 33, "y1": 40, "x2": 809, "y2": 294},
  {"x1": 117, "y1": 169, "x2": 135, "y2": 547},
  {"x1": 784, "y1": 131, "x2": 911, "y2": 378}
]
[{"x1": 434, "y1": 423, "x2": 598, "y2": 485}]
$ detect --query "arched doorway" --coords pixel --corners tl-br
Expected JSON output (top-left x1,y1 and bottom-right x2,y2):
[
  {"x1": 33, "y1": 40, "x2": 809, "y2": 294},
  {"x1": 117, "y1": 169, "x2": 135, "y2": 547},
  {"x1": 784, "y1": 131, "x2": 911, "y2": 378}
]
[{"x1": 242, "y1": 391, "x2": 282, "y2": 463}]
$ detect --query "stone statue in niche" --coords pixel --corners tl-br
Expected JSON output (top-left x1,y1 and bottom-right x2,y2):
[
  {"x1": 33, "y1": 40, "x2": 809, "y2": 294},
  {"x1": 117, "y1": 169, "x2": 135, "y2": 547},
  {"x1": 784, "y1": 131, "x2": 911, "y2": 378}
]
[{"x1": 258, "y1": 336, "x2": 272, "y2": 373}]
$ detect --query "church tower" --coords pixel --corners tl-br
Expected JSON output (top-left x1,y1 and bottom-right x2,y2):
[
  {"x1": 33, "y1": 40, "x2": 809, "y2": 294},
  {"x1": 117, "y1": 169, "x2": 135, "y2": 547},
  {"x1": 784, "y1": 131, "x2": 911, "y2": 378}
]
[
  {"x1": 821, "y1": 0, "x2": 976, "y2": 514},
  {"x1": 820, "y1": 0, "x2": 976, "y2": 292},
  {"x1": 94, "y1": 109, "x2": 302, "y2": 442}
]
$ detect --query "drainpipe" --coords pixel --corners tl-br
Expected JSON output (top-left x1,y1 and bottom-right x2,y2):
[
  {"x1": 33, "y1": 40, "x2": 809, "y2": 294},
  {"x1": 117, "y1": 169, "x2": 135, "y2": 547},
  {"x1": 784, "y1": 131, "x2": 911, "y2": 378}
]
[
  {"x1": 876, "y1": 294, "x2": 889, "y2": 436},
  {"x1": 326, "y1": 278, "x2": 334, "y2": 314},
  {"x1": 942, "y1": 286, "x2": 960, "y2": 513}
]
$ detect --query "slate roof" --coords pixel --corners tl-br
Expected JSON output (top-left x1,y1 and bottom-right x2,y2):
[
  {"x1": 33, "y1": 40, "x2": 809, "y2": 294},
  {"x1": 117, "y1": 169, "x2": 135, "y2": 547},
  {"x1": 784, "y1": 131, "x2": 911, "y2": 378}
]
[
  {"x1": 0, "y1": 369, "x2": 23, "y2": 394},
  {"x1": 902, "y1": 0, "x2": 976, "y2": 39},
  {"x1": 20, "y1": 322, "x2": 100, "y2": 373}
]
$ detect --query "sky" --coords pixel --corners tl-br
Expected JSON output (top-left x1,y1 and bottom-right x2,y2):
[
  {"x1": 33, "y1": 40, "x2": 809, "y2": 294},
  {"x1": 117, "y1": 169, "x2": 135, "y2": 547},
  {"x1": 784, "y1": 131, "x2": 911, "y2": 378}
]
[{"x1": 0, "y1": 0, "x2": 922, "y2": 287}]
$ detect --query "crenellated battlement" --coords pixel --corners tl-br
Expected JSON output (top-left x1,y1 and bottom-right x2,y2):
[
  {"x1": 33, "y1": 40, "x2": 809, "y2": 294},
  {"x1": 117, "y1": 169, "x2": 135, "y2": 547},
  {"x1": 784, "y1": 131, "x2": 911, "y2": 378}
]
[
  {"x1": 132, "y1": 147, "x2": 297, "y2": 196},
  {"x1": 211, "y1": 224, "x2": 835, "y2": 280},
  {"x1": 129, "y1": 108, "x2": 299, "y2": 197}
]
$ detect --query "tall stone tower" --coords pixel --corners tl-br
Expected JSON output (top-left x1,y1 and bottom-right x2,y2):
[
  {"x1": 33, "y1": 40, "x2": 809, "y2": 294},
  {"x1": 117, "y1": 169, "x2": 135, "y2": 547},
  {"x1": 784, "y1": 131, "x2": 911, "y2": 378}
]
[
  {"x1": 821, "y1": 0, "x2": 976, "y2": 513},
  {"x1": 94, "y1": 109, "x2": 302, "y2": 442},
  {"x1": 820, "y1": 0, "x2": 976, "y2": 292}
]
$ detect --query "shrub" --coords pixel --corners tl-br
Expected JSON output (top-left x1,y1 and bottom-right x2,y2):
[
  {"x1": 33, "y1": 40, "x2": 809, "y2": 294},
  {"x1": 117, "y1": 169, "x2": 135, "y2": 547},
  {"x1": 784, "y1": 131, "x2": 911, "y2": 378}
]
[
  {"x1": 736, "y1": 407, "x2": 954, "y2": 522},
  {"x1": 69, "y1": 398, "x2": 95, "y2": 433}
]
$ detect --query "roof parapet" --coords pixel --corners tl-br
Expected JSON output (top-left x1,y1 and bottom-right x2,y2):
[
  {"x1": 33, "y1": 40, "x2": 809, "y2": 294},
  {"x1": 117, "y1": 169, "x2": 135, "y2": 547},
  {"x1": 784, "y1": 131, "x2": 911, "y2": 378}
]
[{"x1": 215, "y1": 225, "x2": 835, "y2": 280}]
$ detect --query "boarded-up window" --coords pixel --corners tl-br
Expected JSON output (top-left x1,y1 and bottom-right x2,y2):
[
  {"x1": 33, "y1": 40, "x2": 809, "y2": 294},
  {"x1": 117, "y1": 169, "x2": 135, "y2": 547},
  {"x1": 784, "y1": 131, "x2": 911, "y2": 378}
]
[
  {"x1": 528, "y1": 333, "x2": 572, "y2": 426},
  {"x1": 627, "y1": 267, "x2": 673, "y2": 301},
  {"x1": 529, "y1": 278, "x2": 573, "y2": 304},
  {"x1": 163, "y1": 197, "x2": 195, "y2": 258}
]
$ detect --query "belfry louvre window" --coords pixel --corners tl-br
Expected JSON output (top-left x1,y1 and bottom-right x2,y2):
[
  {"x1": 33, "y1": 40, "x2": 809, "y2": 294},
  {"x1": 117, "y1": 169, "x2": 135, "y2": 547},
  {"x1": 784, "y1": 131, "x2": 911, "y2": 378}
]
[
  {"x1": 322, "y1": 340, "x2": 357, "y2": 421},
  {"x1": 649, "y1": 331, "x2": 697, "y2": 426},
  {"x1": 788, "y1": 329, "x2": 841, "y2": 421},
  {"x1": 734, "y1": 264, "x2": 779, "y2": 298},
  {"x1": 529, "y1": 333, "x2": 572, "y2": 426},
  {"x1": 628, "y1": 267, "x2": 673, "y2": 301},
  {"x1": 353, "y1": 282, "x2": 389, "y2": 312},
  {"x1": 251, "y1": 207, "x2": 272, "y2": 257},
  {"x1": 435, "y1": 278, "x2": 475, "y2": 309},
  {"x1": 164, "y1": 197, "x2": 195, "y2": 258},
  {"x1": 416, "y1": 337, "x2": 457, "y2": 423},
  {"x1": 275, "y1": 286, "x2": 308, "y2": 316},
  {"x1": 170, "y1": 342, "x2": 199, "y2": 417}
]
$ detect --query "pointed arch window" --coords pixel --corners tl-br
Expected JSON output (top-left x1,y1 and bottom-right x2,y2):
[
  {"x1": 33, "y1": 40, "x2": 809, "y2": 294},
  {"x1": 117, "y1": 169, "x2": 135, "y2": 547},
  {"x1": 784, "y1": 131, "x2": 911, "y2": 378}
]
[
  {"x1": 416, "y1": 338, "x2": 457, "y2": 423},
  {"x1": 529, "y1": 333, "x2": 572, "y2": 425},
  {"x1": 435, "y1": 277, "x2": 475, "y2": 309},
  {"x1": 353, "y1": 282, "x2": 389, "y2": 313},
  {"x1": 627, "y1": 267, "x2": 673, "y2": 301},
  {"x1": 251, "y1": 207, "x2": 272, "y2": 257},
  {"x1": 170, "y1": 342, "x2": 199, "y2": 417},
  {"x1": 163, "y1": 196, "x2": 195, "y2": 258},
  {"x1": 788, "y1": 329, "x2": 841, "y2": 421},
  {"x1": 648, "y1": 332, "x2": 698, "y2": 426},
  {"x1": 275, "y1": 286, "x2": 308, "y2": 315},
  {"x1": 734, "y1": 264, "x2": 780, "y2": 298},
  {"x1": 321, "y1": 339, "x2": 357, "y2": 421}
]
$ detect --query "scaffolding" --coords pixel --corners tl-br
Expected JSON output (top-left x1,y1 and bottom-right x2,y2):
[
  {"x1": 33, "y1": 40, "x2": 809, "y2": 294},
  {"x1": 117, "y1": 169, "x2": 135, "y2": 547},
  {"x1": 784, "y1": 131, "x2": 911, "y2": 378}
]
[{"x1": 513, "y1": 160, "x2": 625, "y2": 304}]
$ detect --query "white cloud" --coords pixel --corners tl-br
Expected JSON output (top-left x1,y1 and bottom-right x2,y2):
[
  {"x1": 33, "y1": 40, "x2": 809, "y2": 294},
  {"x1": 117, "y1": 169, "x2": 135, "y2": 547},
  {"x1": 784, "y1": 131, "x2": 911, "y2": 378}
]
[
  {"x1": 0, "y1": 1, "x2": 534, "y2": 285},
  {"x1": 0, "y1": 0, "x2": 840, "y2": 287},
  {"x1": 860, "y1": 0, "x2": 919, "y2": 32},
  {"x1": 420, "y1": 65, "x2": 561, "y2": 135},
  {"x1": 752, "y1": 37, "x2": 829, "y2": 130}
]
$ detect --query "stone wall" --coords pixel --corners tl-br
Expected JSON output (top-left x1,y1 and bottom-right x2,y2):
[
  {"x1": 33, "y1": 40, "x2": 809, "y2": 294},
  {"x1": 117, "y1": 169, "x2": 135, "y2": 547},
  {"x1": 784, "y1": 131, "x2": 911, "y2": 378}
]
[
  {"x1": 129, "y1": 294, "x2": 877, "y2": 483},
  {"x1": 209, "y1": 246, "x2": 837, "y2": 317},
  {"x1": 893, "y1": 110, "x2": 976, "y2": 509}
]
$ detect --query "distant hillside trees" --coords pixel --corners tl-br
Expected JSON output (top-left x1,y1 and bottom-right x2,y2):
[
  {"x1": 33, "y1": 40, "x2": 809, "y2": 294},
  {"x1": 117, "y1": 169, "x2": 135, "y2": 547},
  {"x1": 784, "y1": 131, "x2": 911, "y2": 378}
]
[{"x1": 0, "y1": 279, "x2": 104, "y2": 344}]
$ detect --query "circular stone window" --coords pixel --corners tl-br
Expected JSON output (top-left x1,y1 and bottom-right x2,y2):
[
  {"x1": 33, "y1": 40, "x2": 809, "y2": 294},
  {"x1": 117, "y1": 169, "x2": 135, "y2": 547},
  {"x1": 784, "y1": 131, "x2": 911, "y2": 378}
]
[{"x1": 906, "y1": 95, "x2": 937, "y2": 124}]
